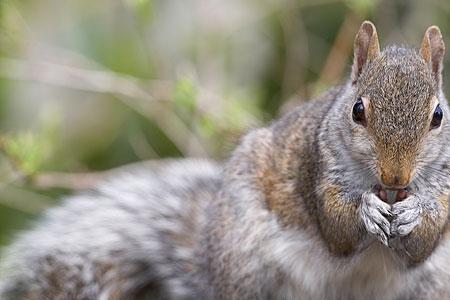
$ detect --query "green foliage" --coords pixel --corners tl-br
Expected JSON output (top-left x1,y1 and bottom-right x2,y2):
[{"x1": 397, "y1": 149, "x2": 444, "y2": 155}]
[
  {"x1": 198, "y1": 114, "x2": 217, "y2": 138},
  {"x1": 1, "y1": 112, "x2": 59, "y2": 176},
  {"x1": 346, "y1": 0, "x2": 380, "y2": 15},
  {"x1": 173, "y1": 77, "x2": 198, "y2": 121},
  {"x1": 3, "y1": 132, "x2": 45, "y2": 175}
]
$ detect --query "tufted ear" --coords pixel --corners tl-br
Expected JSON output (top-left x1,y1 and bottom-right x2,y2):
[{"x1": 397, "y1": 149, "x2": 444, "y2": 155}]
[
  {"x1": 351, "y1": 21, "x2": 380, "y2": 85},
  {"x1": 420, "y1": 26, "x2": 445, "y2": 89}
]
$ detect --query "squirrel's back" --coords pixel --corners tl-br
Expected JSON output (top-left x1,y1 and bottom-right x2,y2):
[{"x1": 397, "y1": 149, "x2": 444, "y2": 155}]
[{"x1": 0, "y1": 159, "x2": 221, "y2": 300}]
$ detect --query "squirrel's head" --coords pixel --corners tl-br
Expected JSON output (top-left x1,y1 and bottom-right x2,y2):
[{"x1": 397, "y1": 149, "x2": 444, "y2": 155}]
[{"x1": 346, "y1": 21, "x2": 446, "y2": 190}]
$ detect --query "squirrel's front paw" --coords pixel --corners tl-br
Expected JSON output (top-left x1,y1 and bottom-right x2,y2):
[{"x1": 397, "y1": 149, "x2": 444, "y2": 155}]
[
  {"x1": 390, "y1": 195, "x2": 422, "y2": 237},
  {"x1": 359, "y1": 191, "x2": 391, "y2": 246}
]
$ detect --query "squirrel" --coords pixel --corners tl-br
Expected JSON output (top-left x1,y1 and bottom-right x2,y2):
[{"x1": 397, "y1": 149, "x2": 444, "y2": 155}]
[{"x1": 1, "y1": 21, "x2": 450, "y2": 300}]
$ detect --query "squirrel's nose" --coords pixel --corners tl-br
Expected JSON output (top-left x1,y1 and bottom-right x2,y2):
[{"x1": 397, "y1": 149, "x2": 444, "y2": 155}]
[{"x1": 380, "y1": 171, "x2": 410, "y2": 189}]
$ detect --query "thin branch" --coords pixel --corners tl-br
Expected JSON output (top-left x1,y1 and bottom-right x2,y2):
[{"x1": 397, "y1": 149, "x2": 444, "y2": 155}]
[
  {"x1": 2, "y1": 161, "x2": 180, "y2": 218},
  {"x1": 0, "y1": 185, "x2": 55, "y2": 214},
  {"x1": 0, "y1": 58, "x2": 208, "y2": 157},
  {"x1": 128, "y1": 127, "x2": 160, "y2": 160},
  {"x1": 31, "y1": 171, "x2": 106, "y2": 190},
  {"x1": 0, "y1": 58, "x2": 170, "y2": 102},
  {"x1": 317, "y1": 13, "x2": 360, "y2": 86},
  {"x1": 30, "y1": 159, "x2": 178, "y2": 190}
]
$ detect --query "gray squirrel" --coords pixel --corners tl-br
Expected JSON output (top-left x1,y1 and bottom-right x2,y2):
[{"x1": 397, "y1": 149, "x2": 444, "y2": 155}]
[{"x1": 1, "y1": 21, "x2": 450, "y2": 299}]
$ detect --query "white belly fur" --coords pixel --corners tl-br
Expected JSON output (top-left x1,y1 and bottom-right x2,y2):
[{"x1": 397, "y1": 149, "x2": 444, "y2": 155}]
[{"x1": 262, "y1": 217, "x2": 450, "y2": 300}]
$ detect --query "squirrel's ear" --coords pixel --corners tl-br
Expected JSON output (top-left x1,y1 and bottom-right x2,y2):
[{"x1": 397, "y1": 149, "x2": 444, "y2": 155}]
[
  {"x1": 420, "y1": 26, "x2": 445, "y2": 88},
  {"x1": 351, "y1": 21, "x2": 380, "y2": 85}
]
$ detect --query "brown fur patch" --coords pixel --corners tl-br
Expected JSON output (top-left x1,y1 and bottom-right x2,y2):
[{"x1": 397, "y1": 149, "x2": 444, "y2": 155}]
[
  {"x1": 439, "y1": 194, "x2": 450, "y2": 239},
  {"x1": 260, "y1": 164, "x2": 312, "y2": 230},
  {"x1": 438, "y1": 194, "x2": 450, "y2": 221},
  {"x1": 401, "y1": 193, "x2": 449, "y2": 265},
  {"x1": 407, "y1": 213, "x2": 441, "y2": 264},
  {"x1": 320, "y1": 185, "x2": 364, "y2": 256}
]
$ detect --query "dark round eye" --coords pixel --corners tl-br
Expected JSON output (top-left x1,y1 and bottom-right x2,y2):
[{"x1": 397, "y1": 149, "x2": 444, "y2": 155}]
[
  {"x1": 352, "y1": 97, "x2": 366, "y2": 126},
  {"x1": 430, "y1": 104, "x2": 443, "y2": 130}
]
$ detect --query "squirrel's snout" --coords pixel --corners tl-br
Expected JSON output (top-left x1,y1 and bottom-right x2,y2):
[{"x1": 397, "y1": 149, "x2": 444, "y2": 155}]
[{"x1": 380, "y1": 170, "x2": 411, "y2": 189}]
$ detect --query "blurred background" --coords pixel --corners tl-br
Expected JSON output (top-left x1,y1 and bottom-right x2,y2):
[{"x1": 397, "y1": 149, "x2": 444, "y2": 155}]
[{"x1": 0, "y1": 0, "x2": 450, "y2": 247}]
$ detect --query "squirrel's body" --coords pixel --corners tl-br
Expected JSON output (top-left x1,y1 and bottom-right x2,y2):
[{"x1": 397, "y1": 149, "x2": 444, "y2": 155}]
[{"x1": 2, "y1": 22, "x2": 450, "y2": 299}]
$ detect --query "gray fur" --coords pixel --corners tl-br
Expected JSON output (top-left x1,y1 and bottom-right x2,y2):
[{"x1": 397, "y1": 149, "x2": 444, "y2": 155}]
[
  {"x1": 0, "y1": 159, "x2": 222, "y2": 299},
  {"x1": 2, "y1": 22, "x2": 450, "y2": 299}
]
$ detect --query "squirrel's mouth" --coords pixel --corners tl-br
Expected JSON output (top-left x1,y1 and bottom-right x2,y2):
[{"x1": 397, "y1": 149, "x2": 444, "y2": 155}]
[
  {"x1": 382, "y1": 184, "x2": 409, "y2": 191},
  {"x1": 375, "y1": 184, "x2": 410, "y2": 203}
]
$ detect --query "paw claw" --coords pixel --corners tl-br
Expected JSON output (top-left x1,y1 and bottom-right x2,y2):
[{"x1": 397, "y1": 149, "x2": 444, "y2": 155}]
[
  {"x1": 390, "y1": 195, "x2": 422, "y2": 237},
  {"x1": 360, "y1": 192, "x2": 391, "y2": 245}
]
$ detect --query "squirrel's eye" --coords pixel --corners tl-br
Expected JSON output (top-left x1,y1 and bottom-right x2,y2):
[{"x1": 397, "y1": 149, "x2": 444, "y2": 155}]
[
  {"x1": 352, "y1": 98, "x2": 366, "y2": 126},
  {"x1": 431, "y1": 104, "x2": 443, "y2": 130}
]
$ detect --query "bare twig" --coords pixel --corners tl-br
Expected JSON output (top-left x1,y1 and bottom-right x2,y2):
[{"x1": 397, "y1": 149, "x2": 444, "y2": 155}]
[
  {"x1": 30, "y1": 159, "x2": 178, "y2": 190},
  {"x1": 0, "y1": 160, "x2": 185, "y2": 217},
  {"x1": 0, "y1": 185, "x2": 55, "y2": 214},
  {"x1": 128, "y1": 127, "x2": 160, "y2": 160},
  {"x1": 0, "y1": 58, "x2": 208, "y2": 157},
  {"x1": 0, "y1": 58, "x2": 167, "y2": 100},
  {"x1": 31, "y1": 171, "x2": 106, "y2": 190},
  {"x1": 317, "y1": 13, "x2": 361, "y2": 86}
]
